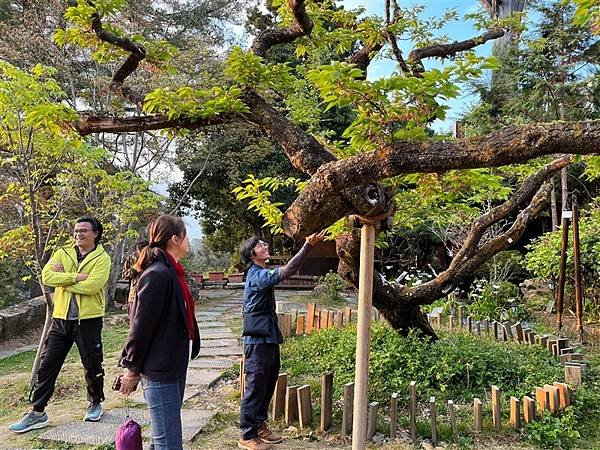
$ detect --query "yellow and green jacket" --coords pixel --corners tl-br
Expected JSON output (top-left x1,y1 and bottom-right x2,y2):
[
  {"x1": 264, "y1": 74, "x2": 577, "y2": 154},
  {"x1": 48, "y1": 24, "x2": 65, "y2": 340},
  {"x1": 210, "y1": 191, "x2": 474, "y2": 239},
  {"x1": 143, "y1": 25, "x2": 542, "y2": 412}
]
[{"x1": 42, "y1": 244, "x2": 111, "y2": 320}]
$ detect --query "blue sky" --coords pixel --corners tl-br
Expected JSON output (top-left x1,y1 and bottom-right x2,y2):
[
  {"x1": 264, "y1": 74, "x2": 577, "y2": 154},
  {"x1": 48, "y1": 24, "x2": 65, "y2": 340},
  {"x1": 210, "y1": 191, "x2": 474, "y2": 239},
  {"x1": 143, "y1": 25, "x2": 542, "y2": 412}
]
[{"x1": 343, "y1": 0, "x2": 494, "y2": 132}]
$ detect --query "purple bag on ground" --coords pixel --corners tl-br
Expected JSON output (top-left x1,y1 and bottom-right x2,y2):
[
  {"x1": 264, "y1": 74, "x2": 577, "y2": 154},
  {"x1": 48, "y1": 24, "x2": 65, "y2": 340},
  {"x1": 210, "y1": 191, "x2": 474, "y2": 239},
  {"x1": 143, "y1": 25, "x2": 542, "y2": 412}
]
[{"x1": 115, "y1": 418, "x2": 143, "y2": 450}]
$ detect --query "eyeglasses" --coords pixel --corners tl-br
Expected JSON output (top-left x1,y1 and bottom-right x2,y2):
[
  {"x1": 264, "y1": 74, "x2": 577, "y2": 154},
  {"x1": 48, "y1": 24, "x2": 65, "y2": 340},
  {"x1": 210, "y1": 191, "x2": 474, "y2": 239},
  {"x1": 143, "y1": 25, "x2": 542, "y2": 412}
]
[
  {"x1": 74, "y1": 229, "x2": 92, "y2": 234},
  {"x1": 253, "y1": 241, "x2": 269, "y2": 251}
]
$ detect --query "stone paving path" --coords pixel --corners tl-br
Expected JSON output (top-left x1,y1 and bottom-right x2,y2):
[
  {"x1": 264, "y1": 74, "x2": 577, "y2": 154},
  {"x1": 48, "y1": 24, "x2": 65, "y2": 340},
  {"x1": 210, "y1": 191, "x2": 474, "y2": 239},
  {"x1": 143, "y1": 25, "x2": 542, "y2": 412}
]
[{"x1": 37, "y1": 292, "x2": 244, "y2": 447}]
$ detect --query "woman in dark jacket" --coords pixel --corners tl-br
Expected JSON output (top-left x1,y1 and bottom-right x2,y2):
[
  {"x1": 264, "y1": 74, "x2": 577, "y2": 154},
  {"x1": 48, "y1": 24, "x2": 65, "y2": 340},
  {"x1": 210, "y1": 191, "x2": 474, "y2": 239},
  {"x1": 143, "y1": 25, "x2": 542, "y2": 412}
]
[{"x1": 118, "y1": 215, "x2": 200, "y2": 450}]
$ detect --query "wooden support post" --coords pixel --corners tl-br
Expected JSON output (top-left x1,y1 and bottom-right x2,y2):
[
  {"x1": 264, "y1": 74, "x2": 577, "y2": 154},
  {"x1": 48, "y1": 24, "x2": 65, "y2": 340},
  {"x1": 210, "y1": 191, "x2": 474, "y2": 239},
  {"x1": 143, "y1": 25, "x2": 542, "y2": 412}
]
[
  {"x1": 540, "y1": 334, "x2": 549, "y2": 349},
  {"x1": 503, "y1": 321, "x2": 513, "y2": 340},
  {"x1": 352, "y1": 223, "x2": 375, "y2": 450},
  {"x1": 296, "y1": 315, "x2": 305, "y2": 335},
  {"x1": 306, "y1": 303, "x2": 316, "y2": 334},
  {"x1": 565, "y1": 364, "x2": 583, "y2": 388},
  {"x1": 475, "y1": 320, "x2": 481, "y2": 335},
  {"x1": 545, "y1": 384, "x2": 560, "y2": 414},
  {"x1": 284, "y1": 313, "x2": 293, "y2": 337},
  {"x1": 467, "y1": 316, "x2": 473, "y2": 333},
  {"x1": 515, "y1": 322, "x2": 524, "y2": 342},
  {"x1": 291, "y1": 308, "x2": 298, "y2": 325},
  {"x1": 409, "y1": 381, "x2": 417, "y2": 442},
  {"x1": 367, "y1": 402, "x2": 378, "y2": 441},
  {"x1": 458, "y1": 306, "x2": 464, "y2": 328},
  {"x1": 572, "y1": 195, "x2": 584, "y2": 341},
  {"x1": 341, "y1": 382, "x2": 354, "y2": 437},
  {"x1": 491, "y1": 386, "x2": 501, "y2": 431},
  {"x1": 320, "y1": 372, "x2": 333, "y2": 432},
  {"x1": 344, "y1": 306, "x2": 352, "y2": 325},
  {"x1": 528, "y1": 331, "x2": 537, "y2": 345},
  {"x1": 285, "y1": 385, "x2": 299, "y2": 425},
  {"x1": 335, "y1": 310, "x2": 343, "y2": 328},
  {"x1": 493, "y1": 321, "x2": 499, "y2": 340},
  {"x1": 430, "y1": 397, "x2": 437, "y2": 446},
  {"x1": 556, "y1": 338, "x2": 568, "y2": 354},
  {"x1": 297, "y1": 385, "x2": 313, "y2": 428},
  {"x1": 510, "y1": 397, "x2": 521, "y2": 430},
  {"x1": 473, "y1": 398, "x2": 483, "y2": 432},
  {"x1": 535, "y1": 387, "x2": 549, "y2": 414},
  {"x1": 553, "y1": 382, "x2": 571, "y2": 409},
  {"x1": 272, "y1": 373, "x2": 287, "y2": 419},
  {"x1": 557, "y1": 215, "x2": 570, "y2": 335},
  {"x1": 448, "y1": 400, "x2": 458, "y2": 442},
  {"x1": 320, "y1": 309, "x2": 328, "y2": 331},
  {"x1": 449, "y1": 314, "x2": 454, "y2": 330},
  {"x1": 483, "y1": 319, "x2": 490, "y2": 334},
  {"x1": 390, "y1": 393, "x2": 398, "y2": 439},
  {"x1": 523, "y1": 396, "x2": 535, "y2": 423},
  {"x1": 327, "y1": 310, "x2": 335, "y2": 328}
]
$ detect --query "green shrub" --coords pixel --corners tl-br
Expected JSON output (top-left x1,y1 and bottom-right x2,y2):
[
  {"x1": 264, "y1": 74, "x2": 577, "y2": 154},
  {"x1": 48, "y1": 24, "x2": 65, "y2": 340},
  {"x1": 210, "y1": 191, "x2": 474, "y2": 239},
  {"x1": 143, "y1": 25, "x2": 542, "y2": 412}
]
[
  {"x1": 281, "y1": 322, "x2": 562, "y2": 405},
  {"x1": 467, "y1": 279, "x2": 527, "y2": 322},
  {"x1": 313, "y1": 271, "x2": 348, "y2": 305}
]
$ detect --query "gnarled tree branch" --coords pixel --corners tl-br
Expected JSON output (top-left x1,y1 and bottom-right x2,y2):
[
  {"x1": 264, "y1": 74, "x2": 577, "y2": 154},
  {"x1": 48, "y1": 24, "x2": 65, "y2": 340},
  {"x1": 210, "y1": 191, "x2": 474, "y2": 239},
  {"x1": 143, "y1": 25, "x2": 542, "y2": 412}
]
[
  {"x1": 89, "y1": 2, "x2": 146, "y2": 104},
  {"x1": 283, "y1": 121, "x2": 600, "y2": 238},
  {"x1": 336, "y1": 157, "x2": 566, "y2": 337},
  {"x1": 408, "y1": 27, "x2": 504, "y2": 74},
  {"x1": 251, "y1": 0, "x2": 314, "y2": 57},
  {"x1": 76, "y1": 114, "x2": 238, "y2": 135}
]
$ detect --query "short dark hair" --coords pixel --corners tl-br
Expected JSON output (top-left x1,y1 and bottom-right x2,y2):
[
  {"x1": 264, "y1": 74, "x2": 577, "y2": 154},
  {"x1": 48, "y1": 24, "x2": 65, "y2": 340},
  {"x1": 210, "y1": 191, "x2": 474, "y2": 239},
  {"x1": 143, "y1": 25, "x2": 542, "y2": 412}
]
[
  {"x1": 239, "y1": 236, "x2": 261, "y2": 267},
  {"x1": 76, "y1": 216, "x2": 103, "y2": 245}
]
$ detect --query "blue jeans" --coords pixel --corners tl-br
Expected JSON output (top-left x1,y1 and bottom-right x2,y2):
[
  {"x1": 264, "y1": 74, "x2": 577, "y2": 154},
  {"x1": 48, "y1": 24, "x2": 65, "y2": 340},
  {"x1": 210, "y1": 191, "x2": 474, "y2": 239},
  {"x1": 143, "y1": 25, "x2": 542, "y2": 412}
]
[{"x1": 141, "y1": 376, "x2": 186, "y2": 450}]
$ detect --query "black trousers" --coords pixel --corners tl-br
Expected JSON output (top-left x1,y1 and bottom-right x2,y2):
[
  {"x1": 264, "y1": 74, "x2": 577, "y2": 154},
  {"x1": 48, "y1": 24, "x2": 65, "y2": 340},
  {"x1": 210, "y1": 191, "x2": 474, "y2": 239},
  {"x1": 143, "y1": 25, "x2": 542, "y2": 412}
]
[
  {"x1": 31, "y1": 318, "x2": 105, "y2": 412},
  {"x1": 240, "y1": 343, "x2": 280, "y2": 440}
]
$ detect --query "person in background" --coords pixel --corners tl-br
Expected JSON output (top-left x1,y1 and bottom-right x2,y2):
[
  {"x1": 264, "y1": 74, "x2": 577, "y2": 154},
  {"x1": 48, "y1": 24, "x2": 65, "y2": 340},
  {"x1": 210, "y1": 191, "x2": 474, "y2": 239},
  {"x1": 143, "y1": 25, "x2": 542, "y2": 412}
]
[
  {"x1": 237, "y1": 231, "x2": 326, "y2": 450},
  {"x1": 9, "y1": 216, "x2": 111, "y2": 433},
  {"x1": 118, "y1": 214, "x2": 200, "y2": 450},
  {"x1": 121, "y1": 238, "x2": 149, "y2": 319}
]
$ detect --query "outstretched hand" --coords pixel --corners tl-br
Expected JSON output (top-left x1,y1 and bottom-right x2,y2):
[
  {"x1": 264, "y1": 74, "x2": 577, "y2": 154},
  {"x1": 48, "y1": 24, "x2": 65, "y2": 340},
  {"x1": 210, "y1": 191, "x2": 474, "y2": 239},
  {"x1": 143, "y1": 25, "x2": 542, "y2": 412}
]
[{"x1": 305, "y1": 230, "x2": 327, "y2": 246}]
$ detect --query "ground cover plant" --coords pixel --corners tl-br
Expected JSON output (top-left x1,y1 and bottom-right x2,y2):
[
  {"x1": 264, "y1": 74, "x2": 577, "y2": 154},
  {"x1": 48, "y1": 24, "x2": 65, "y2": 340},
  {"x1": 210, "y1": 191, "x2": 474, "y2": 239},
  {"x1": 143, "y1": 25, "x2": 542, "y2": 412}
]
[{"x1": 281, "y1": 321, "x2": 600, "y2": 448}]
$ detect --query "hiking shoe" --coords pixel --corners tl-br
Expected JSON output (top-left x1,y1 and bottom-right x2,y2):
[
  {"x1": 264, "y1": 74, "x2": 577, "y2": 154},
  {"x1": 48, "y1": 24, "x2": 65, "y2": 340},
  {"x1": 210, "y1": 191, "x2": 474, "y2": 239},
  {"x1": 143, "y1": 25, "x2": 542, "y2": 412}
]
[
  {"x1": 83, "y1": 403, "x2": 103, "y2": 422},
  {"x1": 238, "y1": 437, "x2": 271, "y2": 450},
  {"x1": 258, "y1": 422, "x2": 282, "y2": 444},
  {"x1": 8, "y1": 411, "x2": 49, "y2": 433}
]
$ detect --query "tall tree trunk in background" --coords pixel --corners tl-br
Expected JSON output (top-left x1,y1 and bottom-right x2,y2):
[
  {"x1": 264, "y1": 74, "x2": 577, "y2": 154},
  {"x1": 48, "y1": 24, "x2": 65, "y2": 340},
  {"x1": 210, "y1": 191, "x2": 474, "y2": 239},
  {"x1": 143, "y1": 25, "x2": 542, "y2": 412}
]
[
  {"x1": 481, "y1": 0, "x2": 526, "y2": 112},
  {"x1": 551, "y1": 178, "x2": 558, "y2": 231},
  {"x1": 480, "y1": 0, "x2": 526, "y2": 57},
  {"x1": 30, "y1": 289, "x2": 54, "y2": 391}
]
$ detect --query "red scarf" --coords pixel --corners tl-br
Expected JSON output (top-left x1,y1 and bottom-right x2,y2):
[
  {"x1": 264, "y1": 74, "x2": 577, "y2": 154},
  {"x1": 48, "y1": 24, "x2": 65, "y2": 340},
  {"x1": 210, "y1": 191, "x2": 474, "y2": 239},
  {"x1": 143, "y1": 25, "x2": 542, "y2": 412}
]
[{"x1": 165, "y1": 252, "x2": 196, "y2": 340}]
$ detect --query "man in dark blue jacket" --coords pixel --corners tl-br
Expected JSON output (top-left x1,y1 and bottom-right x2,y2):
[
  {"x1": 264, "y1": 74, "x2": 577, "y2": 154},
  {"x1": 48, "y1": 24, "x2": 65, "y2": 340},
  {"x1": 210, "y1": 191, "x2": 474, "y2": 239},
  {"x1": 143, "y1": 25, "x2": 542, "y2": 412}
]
[{"x1": 238, "y1": 231, "x2": 325, "y2": 450}]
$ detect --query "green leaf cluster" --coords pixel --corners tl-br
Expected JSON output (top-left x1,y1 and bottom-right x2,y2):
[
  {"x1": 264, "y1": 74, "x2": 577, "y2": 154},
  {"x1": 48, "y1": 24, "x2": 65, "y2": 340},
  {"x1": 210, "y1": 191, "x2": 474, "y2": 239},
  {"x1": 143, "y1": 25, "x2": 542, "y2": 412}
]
[
  {"x1": 232, "y1": 174, "x2": 304, "y2": 235},
  {"x1": 225, "y1": 46, "x2": 294, "y2": 92},
  {"x1": 142, "y1": 86, "x2": 249, "y2": 120}
]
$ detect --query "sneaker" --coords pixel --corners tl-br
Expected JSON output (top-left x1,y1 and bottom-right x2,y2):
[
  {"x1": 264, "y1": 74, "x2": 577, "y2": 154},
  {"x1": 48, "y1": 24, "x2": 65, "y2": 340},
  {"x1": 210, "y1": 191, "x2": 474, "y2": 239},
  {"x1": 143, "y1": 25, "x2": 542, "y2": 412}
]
[
  {"x1": 238, "y1": 437, "x2": 271, "y2": 450},
  {"x1": 258, "y1": 422, "x2": 282, "y2": 444},
  {"x1": 83, "y1": 403, "x2": 103, "y2": 422},
  {"x1": 8, "y1": 411, "x2": 49, "y2": 433}
]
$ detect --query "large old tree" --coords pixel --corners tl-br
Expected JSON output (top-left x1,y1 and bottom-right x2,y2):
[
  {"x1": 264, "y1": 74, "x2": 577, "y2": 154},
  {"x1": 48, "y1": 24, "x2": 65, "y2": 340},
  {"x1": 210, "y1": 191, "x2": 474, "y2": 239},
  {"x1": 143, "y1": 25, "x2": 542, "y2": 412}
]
[{"x1": 55, "y1": 0, "x2": 600, "y2": 337}]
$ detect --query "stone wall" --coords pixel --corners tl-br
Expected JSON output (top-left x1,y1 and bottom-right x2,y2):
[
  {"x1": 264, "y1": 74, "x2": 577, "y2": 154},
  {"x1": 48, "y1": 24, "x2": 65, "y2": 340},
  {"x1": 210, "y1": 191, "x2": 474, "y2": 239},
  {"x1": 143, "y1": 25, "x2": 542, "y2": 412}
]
[{"x1": 0, "y1": 295, "x2": 46, "y2": 342}]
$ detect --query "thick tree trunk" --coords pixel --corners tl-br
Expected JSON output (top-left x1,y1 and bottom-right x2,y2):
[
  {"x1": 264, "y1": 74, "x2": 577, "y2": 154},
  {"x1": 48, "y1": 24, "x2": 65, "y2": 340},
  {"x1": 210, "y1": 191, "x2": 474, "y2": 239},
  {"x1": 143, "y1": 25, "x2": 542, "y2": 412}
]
[{"x1": 29, "y1": 289, "x2": 53, "y2": 391}]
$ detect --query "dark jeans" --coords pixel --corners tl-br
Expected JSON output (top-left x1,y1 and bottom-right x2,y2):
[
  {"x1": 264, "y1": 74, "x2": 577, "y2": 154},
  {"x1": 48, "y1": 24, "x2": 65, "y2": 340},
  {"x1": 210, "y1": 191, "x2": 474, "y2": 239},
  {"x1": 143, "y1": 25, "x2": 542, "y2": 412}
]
[
  {"x1": 142, "y1": 376, "x2": 186, "y2": 450},
  {"x1": 240, "y1": 343, "x2": 280, "y2": 440},
  {"x1": 31, "y1": 318, "x2": 104, "y2": 412}
]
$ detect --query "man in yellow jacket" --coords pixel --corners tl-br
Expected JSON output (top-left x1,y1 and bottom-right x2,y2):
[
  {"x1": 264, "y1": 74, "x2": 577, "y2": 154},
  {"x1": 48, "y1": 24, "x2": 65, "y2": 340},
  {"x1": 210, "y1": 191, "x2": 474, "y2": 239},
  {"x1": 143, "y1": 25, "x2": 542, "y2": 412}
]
[{"x1": 9, "y1": 216, "x2": 111, "y2": 433}]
